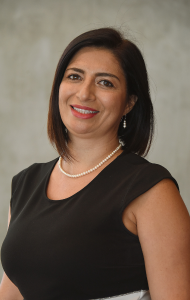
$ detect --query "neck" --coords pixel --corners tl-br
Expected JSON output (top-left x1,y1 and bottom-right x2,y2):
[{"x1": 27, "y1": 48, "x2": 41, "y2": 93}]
[{"x1": 63, "y1": 135, "x2": 122, "y2": 172}]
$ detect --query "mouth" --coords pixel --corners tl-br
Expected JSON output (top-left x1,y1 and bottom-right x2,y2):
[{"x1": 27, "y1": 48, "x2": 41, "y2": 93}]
[
  {"x1": 70, "y1": 105, "x2": 99, "y2": 114},
  {"x1": 70, "y1": 105, "x2": 99, "y2": 119}
]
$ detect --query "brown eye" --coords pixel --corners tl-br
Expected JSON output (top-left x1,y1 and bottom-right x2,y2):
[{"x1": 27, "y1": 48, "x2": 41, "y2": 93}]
[
  {"x1": 99, "y1": 80, "x2": 113, "y2": 87},
  {"x1": 68, "y1": 74, "x2": 81, "y2": 80}
]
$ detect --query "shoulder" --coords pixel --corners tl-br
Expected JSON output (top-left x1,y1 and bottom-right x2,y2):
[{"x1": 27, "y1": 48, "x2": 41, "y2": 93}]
[
  {"x1": 120, "y1": 151, "x2": 172, "y2": 174},
  {"x1": 12, "y1": 157, "x2": 59, "y2": 195},
  {"x1": 134, "y1": 178, "x2": 180, "y2": 217},
  {"x1": 122, "y1": 152, "x2": 180, "y2": 235},
  {"x1": 119, "y1": 152, "x2": 179, "y2": 198},
  {"x1": 122, "y1": 151, "x2": 175, "y2": 175}
]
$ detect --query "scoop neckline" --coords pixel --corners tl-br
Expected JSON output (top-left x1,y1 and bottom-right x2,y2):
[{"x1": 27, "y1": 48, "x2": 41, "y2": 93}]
[{"x1": 44, "y1": 150, "x2": 127, "y2": 203}]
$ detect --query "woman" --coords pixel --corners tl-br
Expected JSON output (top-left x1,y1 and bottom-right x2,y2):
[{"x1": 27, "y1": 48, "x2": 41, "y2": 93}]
[{"x1": 1, "y1": 27, "x2": 190, "y2": 300}]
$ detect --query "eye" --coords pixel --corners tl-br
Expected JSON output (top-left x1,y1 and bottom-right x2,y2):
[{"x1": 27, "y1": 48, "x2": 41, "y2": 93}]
[
  {"x1": 68, "y1": 74, "x2": 81, "y2": 80},
  {"x1": 99, "y1": 80, "x2": 114, "y2": 87}
]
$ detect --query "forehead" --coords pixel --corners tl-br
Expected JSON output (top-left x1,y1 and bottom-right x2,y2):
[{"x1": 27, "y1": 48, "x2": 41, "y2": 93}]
[{"x1": 67, "y1": 47, "x2": 124, "y2": 75}]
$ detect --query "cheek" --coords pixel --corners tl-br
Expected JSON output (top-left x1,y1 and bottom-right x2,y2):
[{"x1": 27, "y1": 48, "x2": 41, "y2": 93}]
[
  {"x1": 58, "y1": 84, "x2": 67, "y2": 115},
  {"x1": 59, "y1": 82, "x2": 73, "y2": 103},
  {"x1": 102, "y1": 93, "x2": 126, "y2": 112}
]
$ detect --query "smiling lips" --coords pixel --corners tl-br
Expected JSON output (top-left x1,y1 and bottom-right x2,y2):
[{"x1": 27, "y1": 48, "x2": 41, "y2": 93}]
[{"x1": 70, "y1": 105, "x2": 99, "y2": 119}]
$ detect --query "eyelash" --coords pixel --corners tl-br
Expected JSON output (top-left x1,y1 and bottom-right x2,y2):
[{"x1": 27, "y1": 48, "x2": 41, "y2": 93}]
[
  {"x1": 67, "y1": 74, "x2": 114, "y2": 88},
  {"x1": 99, "y1": 80, "x2": 114, "y2": 87},
  {"x1": 68, "y1": 74, "x2": 81, "y2": 80}
]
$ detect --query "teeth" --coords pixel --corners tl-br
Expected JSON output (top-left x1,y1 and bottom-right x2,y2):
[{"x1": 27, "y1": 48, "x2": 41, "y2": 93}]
[{"x1": 72, "y1": 107, "x2": 98, "y2": 114}]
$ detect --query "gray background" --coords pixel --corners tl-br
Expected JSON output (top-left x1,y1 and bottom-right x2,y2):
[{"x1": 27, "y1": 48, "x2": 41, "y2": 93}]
[{"x1": 0, "y1": 0, "x2": 190, "y2": 291}]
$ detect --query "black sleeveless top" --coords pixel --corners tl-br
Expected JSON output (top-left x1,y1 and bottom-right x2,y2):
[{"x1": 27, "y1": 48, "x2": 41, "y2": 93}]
[{"x1": 1, "y1": 152, "x2": 179, "y2": 300}]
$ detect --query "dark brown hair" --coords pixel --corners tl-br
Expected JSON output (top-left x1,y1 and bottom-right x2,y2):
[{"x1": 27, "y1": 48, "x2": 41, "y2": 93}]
[{"x1": 47, "y1": 27, "x2": 154, "y2": 159}]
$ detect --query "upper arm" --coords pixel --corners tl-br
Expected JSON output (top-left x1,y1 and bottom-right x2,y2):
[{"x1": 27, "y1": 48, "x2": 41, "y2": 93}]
[
  {"x1": 0, "y1": 272, "x2": 23, "y2": 300},
  {"x1": 0, "y1": 207, "x2": 23, "y2": 300},
  {"x1": 136, "y1": 179, "x2": 190, "y2": 300}
]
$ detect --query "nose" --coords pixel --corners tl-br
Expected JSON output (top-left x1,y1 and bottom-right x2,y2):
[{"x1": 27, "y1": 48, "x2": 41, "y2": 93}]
[{"x1": 76, "y1": 79, "x2": 96, "y2": 102}]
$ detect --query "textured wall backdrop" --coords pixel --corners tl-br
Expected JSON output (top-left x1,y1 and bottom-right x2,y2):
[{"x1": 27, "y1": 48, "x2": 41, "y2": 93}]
[{"x1": 0, "y1": 0, "x2": 190, "y2": 281}]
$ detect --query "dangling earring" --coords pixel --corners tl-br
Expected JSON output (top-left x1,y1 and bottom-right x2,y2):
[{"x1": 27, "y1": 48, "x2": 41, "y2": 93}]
[{"x1": 123, "y1": 115, "x2": 127, "y2": 128}]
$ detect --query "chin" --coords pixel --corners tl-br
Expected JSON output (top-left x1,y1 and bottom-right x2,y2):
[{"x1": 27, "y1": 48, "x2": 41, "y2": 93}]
[{"x1": 68, "y1": 125, "x2": 93, "y2": 136}]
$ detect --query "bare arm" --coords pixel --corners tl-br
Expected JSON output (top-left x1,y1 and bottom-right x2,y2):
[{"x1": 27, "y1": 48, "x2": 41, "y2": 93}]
[
  {"x1": 134, "y1": 179, "x2": 190, "y2": 300},
  {"x1": 0, "y1": 206, "x2": 23, "y2": 300}
]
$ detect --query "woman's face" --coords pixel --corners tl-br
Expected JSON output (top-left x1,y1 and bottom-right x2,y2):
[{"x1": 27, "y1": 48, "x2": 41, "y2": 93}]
[{"x1": 59, "y1": 47, "x2": 131, "y2": 141}]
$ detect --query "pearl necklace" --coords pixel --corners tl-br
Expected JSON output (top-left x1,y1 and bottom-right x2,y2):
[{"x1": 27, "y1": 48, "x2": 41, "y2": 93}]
[{"x1": 58, "y1": 142, "x2": 122, "y2": 178}]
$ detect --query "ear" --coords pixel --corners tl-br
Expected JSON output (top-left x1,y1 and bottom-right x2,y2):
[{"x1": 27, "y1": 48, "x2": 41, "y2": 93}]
[{"x1": 123, "y1": 95, "x2": 138, "y2": 115}]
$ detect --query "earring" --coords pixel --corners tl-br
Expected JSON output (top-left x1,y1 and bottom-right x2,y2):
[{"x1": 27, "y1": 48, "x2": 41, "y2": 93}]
[{"x1": 123, "y1": 115, "x2": 127, "y2": 128}]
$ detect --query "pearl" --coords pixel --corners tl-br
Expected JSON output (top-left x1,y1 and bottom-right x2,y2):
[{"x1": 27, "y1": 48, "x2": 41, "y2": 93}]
[{"x1": 58, "y1": 141, "x2": 122, "y2": 178}]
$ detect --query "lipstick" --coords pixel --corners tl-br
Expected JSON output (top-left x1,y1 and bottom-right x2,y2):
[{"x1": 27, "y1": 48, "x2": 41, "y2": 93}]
[{"x1": 70, "y1": 105, "x2": 99, "y2": 119}]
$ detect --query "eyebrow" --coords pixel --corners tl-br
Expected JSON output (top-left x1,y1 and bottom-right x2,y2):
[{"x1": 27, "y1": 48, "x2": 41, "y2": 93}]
[{"x1": 66, "y1": 67, "x2": 120, "y2": 82}]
